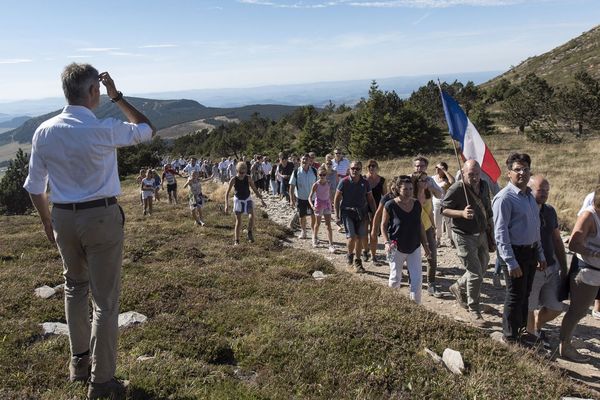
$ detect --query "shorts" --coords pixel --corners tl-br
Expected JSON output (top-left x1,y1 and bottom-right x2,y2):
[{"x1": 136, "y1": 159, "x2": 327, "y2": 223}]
[
  {"x1": 167, "y1": 183, "x2": 177, "y2": 193},
  {"x1": 297, "y1": 199, "x2": 313, "y2": 218},
  {"x1": 234, "y1": 196, "x2": 254, "y2": 214},
  {"x1": 189, "y1": 194, "x2": 204, "y2": 210},
  {"x1": 341, "y1": 209, "x2": 367, "y2": 238},
  {"x1": 142, "y1": 191, "x2": 154, "y2": 200},
  {"x1": 315, "y1": 207, "x2": 332, "y2": 217},
  {"x1": 528, "y1": 268, "x2": 564, "y2": 312}
]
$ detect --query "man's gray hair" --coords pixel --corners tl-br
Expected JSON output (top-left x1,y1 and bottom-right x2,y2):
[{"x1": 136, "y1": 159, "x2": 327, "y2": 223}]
[{"x1": 61, "y1": 63, "x2": 99, "y2": 104}]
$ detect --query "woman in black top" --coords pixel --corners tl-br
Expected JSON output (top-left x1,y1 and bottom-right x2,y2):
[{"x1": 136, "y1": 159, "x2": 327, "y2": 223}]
[
  {"x1": 362, "y1": 159, "x2": 388, "y2": 263},
  {"x1": 225, "y1": 162, "x2": 266, "y2": 245},
  {"x1": 381, "y1": 175, "x2": 430, "y2": 304}
]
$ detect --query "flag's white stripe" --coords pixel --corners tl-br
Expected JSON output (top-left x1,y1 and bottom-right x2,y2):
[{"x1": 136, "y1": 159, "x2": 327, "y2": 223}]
[{"x1": 462, "y1": 119, "x2": 486, "y2": 164}]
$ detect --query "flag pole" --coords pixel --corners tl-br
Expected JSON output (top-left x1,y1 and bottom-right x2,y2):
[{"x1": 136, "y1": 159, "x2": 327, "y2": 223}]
[{"x1": 437, "y1": 79, "x2": 470, "y2": 207}]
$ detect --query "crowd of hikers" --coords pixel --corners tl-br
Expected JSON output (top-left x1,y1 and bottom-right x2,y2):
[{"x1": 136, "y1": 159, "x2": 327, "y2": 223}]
[
  {"x1": 23, "y1": 64, "x2": 598, "y2": 398},
  {"x1": 149, "y1": 150, "x2": 600, "y2": 364}
]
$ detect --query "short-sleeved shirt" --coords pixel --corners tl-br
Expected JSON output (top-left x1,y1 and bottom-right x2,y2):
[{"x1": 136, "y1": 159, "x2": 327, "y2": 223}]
[
  {"x1": 384, "y1": 199, "x2": 422, "y2": 254},
  {"x1": 183, "y1": 163, "x2": 201, "y2": 175},
  {"x1": 278, "y1": 162, "x2": 295, "y2": 182},
  {"x1": 333, "y1": 157, "x2": 350, "y2": 176},
  {"x1": 337, "y1": 176, "x2": 371, "y2": 209},
  {"x1": 442, "y1": 180, "x2": 493, "y2": 235},
  {"x1": 289, "y1": 167, "x2": 317, "y2": 200}
]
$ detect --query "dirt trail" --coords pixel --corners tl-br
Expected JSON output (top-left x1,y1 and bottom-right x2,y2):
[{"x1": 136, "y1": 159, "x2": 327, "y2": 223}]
[{"x1": 262, "y1": 193, "x2": 600, "y2": 392}]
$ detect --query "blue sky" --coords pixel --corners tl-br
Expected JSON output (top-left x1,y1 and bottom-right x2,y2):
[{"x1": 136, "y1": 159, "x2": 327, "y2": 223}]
[{"x1": 0, "y1": 0, "x2": 597, "y2": 101}]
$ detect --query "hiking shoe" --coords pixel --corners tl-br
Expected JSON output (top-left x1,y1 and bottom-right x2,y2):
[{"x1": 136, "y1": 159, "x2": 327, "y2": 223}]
[
  {"x1": 592, "y1": 310, "x2": 600, "y2": 320},
  {"x1": 492, "y1": 273, "x2": 502, "y2": 289},
  {"x1": 328, "y1": 245, "x2": 336, "y2": 254},
  {"x1": 298, "y1": 230, "x2": 307, "y2": 239},
  {"x1": 354, "y1": 258, "x2": 366, "y2": 274},
  {"x1": 69, "y1": 354, "x2": 89, "y2": 383},
  {"x1": 427, "y1": 283, "x2": 442, "y2": 298},
  {"x1": 449, "y1": 283, "x2": 467, "y2": 309},
  {"x1": 87, "y1": 377, "x2": 128, "y2": 400},
  {"x1": 361, "y1": 250, "x2": 370, "y2": 262},
  {"x1": 346, "y1": 253, "x2": 354, "y2": 267},
  {"x1": 559, "y1": 343, "x2": 590, "y2": 363},
  {"x1": 247, "y1": 230, "x2": 255, "y2": 243}
]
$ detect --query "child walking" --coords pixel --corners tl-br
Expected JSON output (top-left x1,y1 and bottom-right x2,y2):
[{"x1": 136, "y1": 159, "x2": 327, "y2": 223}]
[
  {"x1": 136, "y1": 168, "x2": 146, "y2": 206},
  {"x1": 183, "y1": 170, "x2": 212, "y2": 226},
  {"x1": 224, "y1": 161, "x2": 266, "y2": 245},
  {"x1": 309, "y1": 165, "x2": 335, "y2": 253},
  {"x1": 141, "y1": 169, "x2": 155, "y2": 215}
]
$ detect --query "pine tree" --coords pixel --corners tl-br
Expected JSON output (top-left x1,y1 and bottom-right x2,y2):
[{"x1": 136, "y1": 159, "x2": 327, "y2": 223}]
[{"x1": 0, "y1": 148, "x2": 33, "y2": 215}]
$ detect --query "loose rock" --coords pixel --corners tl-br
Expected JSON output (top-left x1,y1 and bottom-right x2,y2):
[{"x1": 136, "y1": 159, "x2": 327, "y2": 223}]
[
  {"x1": 312, "y1": 271, "x2": 327, "y2": 280},
  {"x1": 137, "y1": 355, "x2": 155, "y2": 362},
  {"x1": 490, "y1": 331, "x2": 505, "y2": 344},
  {"x1": 34, "y1": 285, "x2": 56, "y2": 299},
  {"x1": 41, "y1": 322, "x2": 69, "y2": 336},
  {"x1": 424, "y1": 347, "x2": 443, "y2": 363},
  {"x1": 442, "y1": 348, "x2": 465, "y2": 375},
  {"x1": 118, "y1": 311, "x2": 148, "y2": 328}
]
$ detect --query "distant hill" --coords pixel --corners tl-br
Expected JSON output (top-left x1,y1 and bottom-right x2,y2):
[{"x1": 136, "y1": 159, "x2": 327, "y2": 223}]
[
  {"x1": 0, "y1": 116, "x2": 31, "y2": 129},
  {"x1": 0, "y1": 97, "x2": 300, "y2": 146},
  {"x1": 484, "y1": 24, "x2": 600, "y2": 88}
]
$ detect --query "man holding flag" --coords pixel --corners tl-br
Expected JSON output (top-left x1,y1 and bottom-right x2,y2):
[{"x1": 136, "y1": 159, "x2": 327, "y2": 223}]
[{"x1": 439, "y1": 89, "x2": 500, "y2": 327}]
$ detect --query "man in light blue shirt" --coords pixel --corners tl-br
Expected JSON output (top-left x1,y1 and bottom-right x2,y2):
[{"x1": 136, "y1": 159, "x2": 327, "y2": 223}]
[
  {"x1": 289, "y1": 154, "x2": 317, "y2": 239},
  {"x1": 492, "y1": 153, "x2": 547, "y2": 342}
]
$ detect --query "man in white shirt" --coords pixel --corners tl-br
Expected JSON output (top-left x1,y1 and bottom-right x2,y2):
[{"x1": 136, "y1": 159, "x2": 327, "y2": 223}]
[
  {"x1": 182, "y1": 157, "x2": 201, "y2": 176},
  {"x1": 332, "y1": 149, "x2": 350, "y2": 179},
  {"x1": 23, "y1": 63, "x2": 155, "y2": 399}
]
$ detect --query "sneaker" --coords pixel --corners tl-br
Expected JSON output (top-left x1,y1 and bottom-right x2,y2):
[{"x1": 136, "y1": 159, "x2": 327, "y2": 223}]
[
  {"x1": 449, "y1": 283, "x2": 467, "y2": 308},
  {"x1": 371, "y1": 254, "x2": 381, "y2": 266},
  {"x1": 298, "y1": 230, "x2": 307, "y2": 239},
  {"x1": 592, "y1": 310, "x2": 600, "y2": 320},
  {"x1": 87, "y1": 377, "x2": 128, "y2": 400},
  {"x1": 492, "y1": 273, "x2": 502, "y2": 289},
  {"x1": 346, "y1": 253, "x2": 354, "y2": 267},
  {"x1": 354, "y1": 258, "x2": 366, "y2": 273},
  {"x1": 198, "y1": 219, "x2": 205, "y2": 226},
  {"x1": 534, "y1": 329, "x2": 551, "y2": 349},
  {"x1": 362, "y1": 250, "x2": 370, "y2": 262},
  {"x1": 427, "y1": 283, "x2": 442, "y2": 298},
  {"x1": 559, "y1": 343, "x2": 590, "y2": 363},
  {"x1": 247, "y1": 231, "x2": 255, "y2": 243},
  {"x1": 328, "y1": 245, "x2": 336, "y2": 254},
  {"x1": 234, "y1": 240, "x2": 240, "y2": 246},
  {"x1": 69, "y1": 354, "x2": 89, "y2": 383}
]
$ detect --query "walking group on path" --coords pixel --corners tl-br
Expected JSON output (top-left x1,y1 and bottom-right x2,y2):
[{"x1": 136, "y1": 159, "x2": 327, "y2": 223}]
[{"x1": 22, "y1": 63, "x2": 600, "y2": 398}]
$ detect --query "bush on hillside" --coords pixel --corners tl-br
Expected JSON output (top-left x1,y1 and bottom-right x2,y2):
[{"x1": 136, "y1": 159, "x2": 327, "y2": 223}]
[
  {"x1": 117, "y1": 135, "x2": 166, "y2": 178},
  {"x1": 0, "y1": 148, "x2": 33, "y2": 215}
]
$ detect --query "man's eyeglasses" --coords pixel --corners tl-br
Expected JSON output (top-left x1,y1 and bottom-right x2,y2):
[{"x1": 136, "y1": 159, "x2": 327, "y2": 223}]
[
  {"x1": 511, "y1": 167, "x2": 530, "y2": 174},
  {"x1": 350, "y1": 167, "x2": 361, "y2": 171}
]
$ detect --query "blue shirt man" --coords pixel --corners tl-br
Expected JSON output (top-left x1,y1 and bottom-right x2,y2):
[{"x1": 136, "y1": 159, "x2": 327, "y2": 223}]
[{"x1": 492, "y1": 153, "x2": 547, "y2": 342}]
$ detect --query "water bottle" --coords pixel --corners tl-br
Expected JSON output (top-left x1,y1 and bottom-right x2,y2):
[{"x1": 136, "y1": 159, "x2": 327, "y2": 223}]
[{"x1": 386, "y1": 240, "x2": 397, "y2": 263}]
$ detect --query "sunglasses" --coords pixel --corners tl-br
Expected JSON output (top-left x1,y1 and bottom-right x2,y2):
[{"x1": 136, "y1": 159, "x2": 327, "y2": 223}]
[
  {"x1": 350, "y1": 167, "x2": 361, "y2": 171},
  {"x1": 319, "y1": 173, "x2": 327, "y2": 177}
]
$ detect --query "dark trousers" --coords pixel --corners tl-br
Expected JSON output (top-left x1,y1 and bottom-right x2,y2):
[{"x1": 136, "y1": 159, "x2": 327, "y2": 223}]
[{"x1": 502, "y1": 246, "x2": 538, "y2": 340}]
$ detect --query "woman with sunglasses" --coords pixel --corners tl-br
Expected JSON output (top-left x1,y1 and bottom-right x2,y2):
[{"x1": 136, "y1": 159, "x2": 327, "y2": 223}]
[
  {"x1": 381, "y1": 176, "x2": 431, "y2": 304},
  {"x1": 225, "y1": 162, "x2": 266, "y2": 245}
]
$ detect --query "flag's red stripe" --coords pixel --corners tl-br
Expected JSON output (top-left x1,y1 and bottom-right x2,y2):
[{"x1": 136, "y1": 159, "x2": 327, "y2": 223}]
[{"x1": 481, "y1": 146, "x2": 501, "y2": 183}]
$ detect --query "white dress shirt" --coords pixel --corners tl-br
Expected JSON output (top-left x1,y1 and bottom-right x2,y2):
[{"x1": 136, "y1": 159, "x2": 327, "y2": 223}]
[{"x1": 24, "y1": 105, "x2": 152, "y2": 203}]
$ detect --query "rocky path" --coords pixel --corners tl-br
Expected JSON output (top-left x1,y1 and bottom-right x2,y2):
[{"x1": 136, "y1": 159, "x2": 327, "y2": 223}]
[{"x1": 261, "y1": 193, "x2": 600, "y2": 392}]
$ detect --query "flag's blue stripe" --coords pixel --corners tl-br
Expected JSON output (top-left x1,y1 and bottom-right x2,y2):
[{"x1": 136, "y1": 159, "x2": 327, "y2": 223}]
[{"x1": 440, "y1": 91, "x2": 468, "y2": 146}]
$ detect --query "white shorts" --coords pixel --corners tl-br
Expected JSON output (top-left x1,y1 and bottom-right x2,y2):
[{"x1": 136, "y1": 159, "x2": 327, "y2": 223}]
[
  {"x1": 234, "y1": 196, "x2": 253, "y2": 214},
  {"x1": 142, "y1": 191, "x2": 154, "y2": 200},
  {"x1": 528, "y1": 268, "x2": 563, "y2": 312}
]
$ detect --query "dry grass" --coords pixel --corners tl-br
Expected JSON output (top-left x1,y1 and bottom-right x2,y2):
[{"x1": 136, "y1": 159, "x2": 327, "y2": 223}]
[
  {"x1": 377, "y1": 133, "x2": 600, "y2": 230},
  {"x1": 0, "y1": 176, "x2": 596, "y2": 399}
]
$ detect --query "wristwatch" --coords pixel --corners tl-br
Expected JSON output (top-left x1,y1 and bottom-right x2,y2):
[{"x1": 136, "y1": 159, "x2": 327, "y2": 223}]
[{"x1": 110, "y1": 91, "x2": 123, "y2": 103}]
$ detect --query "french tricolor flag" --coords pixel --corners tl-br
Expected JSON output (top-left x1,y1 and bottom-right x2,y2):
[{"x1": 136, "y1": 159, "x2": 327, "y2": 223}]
[{"x1": 440, "y1": 91, "x2": 501, "y2": 183}]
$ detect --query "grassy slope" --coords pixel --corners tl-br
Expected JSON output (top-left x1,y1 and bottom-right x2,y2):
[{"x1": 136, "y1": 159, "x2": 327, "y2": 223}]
[
  {"x1": 379, "y1": 133, "x2": 600, "y2": 231},
  {"x1": 0, "y1": 178, "x2": 594, "y2": 399}
]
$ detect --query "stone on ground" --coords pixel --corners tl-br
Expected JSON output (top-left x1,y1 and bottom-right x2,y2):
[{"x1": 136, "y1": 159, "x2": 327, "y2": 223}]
[
  {"x1": 424, "y1": 347, "x2": 443, "y2": 363},
  {"x1": 442, "y1": 348, "x2": 465, "y2": 375},
  {"x1": 118, "y1": 311, "x2": 148, "y2": 328},
  {"x1": 41, "y1": 322, "x2": 69, "y2": 336},
  {"x1": 34, "y1": 285, "x2": 56, "y2": 299}
]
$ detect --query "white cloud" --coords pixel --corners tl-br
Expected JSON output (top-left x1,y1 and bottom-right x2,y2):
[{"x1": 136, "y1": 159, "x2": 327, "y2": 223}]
[
  {"x1": 0, "y1": 58, "x2": 33, "y2": 64},
  {"x1": 67, "y1": 55, "x2": 93, "y2": 59},
  {"x1": 77, "y1": 47, "x2": 120, "y2": 52},
  {"x1": 139, "y1": 44, "x2": 179, "y2": 49},
  {"x1": 109, "y1": 51, "x2": 144, "y2": 57},
  {"x1": 413, "y1": 11, "x2": 431, "y2": 24}
]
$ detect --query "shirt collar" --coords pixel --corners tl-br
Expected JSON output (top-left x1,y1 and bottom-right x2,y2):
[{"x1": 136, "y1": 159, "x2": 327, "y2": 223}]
[
  {"x1": 63, "y1": 105, "x2": 97, "y2": 119},
  {"x1": 506, "y1": 181, "x2": 531, "y2": 196}
]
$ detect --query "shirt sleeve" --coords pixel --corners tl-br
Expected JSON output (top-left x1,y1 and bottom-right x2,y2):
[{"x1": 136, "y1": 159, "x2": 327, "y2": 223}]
[
  {"x1": 103, "y1": 118, "x2": 153, "y2": 148},
  {"x1": 289, "y1": 171, "x2": 297, "y2": 186},
  {"x1": 336, "y1": 179, "x2": 344, "y2": 192},
  {"x1": 428, "y1": 176, "x2": 444, "y2": 199},
  {"x1": 441, "y1": 182, "x2": 461, "y2": 210},
  {"x1": 22, "y1": 137, "x2": 48, "y2": 195},
  {"x1": 493, "y1": 194, "x2": 518, "y2": 270}
]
